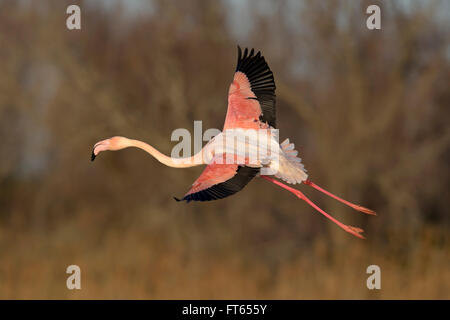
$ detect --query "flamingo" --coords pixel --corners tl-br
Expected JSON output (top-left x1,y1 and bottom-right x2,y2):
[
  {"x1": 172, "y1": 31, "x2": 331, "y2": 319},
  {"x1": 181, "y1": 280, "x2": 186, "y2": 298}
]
[{"x1": 91, "y1": 46, "x2": 375, "y2": 239}]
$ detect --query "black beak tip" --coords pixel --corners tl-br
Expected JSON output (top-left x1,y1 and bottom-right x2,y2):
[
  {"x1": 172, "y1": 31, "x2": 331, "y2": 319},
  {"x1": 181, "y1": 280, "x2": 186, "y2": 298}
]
[
  {"x1": 91, "y1": 151, "x2": 96, "y2": 162},
  {"x1": 173, "y1": 197, "x2": 182, "y2": 202}
]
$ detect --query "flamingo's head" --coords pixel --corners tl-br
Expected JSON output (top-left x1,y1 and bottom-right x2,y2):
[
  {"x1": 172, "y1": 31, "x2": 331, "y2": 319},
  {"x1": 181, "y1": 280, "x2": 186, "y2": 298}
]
[{"x1": 91, "y1": 136, "x2": 130, "y2": 161}]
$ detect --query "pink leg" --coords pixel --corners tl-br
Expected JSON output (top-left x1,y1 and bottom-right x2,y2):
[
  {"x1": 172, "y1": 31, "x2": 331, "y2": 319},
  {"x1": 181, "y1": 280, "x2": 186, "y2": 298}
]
[
  {"x1": 261, "y1": 176, "x2": 365, "y2": 239},
  {"x1": 303, "y1": 180, "x2": 376, "y2": 215}
]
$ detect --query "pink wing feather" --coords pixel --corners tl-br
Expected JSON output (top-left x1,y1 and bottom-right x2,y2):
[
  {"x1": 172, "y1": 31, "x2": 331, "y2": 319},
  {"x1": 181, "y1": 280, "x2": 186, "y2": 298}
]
[
  {"x1": 176, "y1": 159, "x2": 259, "y2": 202},
  {"x1": 185, "y1": 162, "x2": 239, "y2": 196},
  {"x1": 224, "y1": 46, "x2": 276, "y2": 130}
]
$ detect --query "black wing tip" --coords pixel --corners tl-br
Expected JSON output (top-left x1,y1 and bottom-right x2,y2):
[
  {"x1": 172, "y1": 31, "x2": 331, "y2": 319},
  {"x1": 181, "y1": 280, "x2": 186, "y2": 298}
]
[
  {"x1": 183, "y1": 193, "x2": 215, "y2": 202},
  {"x1": 235, "y1": 45, "x2": 273, "y2": 85},
  {"x1": 235, "y1": 45, "x2": 277, "y2": 128},
  {"x1": 91, "y1": 150, "x2": 96, "y2": 161},
  {"x1": 236, "y1": 45, "x2": 262, "y2": 71},
  {"x1": 181, "y1": 166, "x2": 259, "y2": 203},
  {"x1": 174, "y1": 196, "x2": 190, "y2": 203}
]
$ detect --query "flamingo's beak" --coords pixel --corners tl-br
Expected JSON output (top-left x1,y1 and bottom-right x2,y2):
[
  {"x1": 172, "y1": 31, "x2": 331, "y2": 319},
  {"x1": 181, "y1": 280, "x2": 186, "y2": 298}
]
[{"x1": 91, "y1": 139, "x2": 111, "y2": 162}]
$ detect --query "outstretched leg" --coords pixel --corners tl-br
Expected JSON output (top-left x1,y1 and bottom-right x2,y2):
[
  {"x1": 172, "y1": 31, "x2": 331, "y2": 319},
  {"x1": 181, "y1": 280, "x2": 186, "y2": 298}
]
[
  {"x1": 303, "y1": 180, "x2": 376, "y2": 215},
  {"x1": 261, "y1": 175, "x2": 365, "y2": 239}
]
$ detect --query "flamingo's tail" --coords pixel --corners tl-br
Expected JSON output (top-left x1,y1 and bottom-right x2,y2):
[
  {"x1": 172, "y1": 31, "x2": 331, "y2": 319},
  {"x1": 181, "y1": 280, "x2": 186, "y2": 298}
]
[
  {"x1": 261, "y1": 175, "x2": 366, "y2": 239},
  {"x1": 303, "y1": 180, "x2": 376, "y2": 215},
  {"x1": 274, "y1": 138, "x2": 308, "y2": 184}
]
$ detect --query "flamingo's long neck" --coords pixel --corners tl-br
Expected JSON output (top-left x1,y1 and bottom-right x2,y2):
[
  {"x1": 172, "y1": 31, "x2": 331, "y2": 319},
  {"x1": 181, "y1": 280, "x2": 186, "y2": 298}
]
[{"x1": 128, "y1": 139, "x2": 204, "y2": 168}]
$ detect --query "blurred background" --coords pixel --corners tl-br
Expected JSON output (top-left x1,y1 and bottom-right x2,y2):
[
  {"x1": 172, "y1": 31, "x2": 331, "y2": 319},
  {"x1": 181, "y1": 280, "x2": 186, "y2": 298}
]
[{"x1": 0, "y1": 0, "x2": 449, "y2": 299}]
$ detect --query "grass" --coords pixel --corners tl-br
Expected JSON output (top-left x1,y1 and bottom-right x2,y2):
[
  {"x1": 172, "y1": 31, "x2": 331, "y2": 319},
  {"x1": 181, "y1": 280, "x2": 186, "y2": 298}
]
[{"x1": 0, "y1": 215, "x2": 447, "y2": 299}]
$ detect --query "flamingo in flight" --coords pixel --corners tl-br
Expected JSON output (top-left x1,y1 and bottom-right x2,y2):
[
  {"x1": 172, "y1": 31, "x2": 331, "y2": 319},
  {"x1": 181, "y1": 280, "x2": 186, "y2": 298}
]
[{"x1": 92, "y1": 46, "x2": 375, "y2": 239}]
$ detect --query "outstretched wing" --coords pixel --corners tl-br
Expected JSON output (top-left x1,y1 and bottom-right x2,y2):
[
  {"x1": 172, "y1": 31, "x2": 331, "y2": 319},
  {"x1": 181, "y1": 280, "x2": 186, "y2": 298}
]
[
  {"x1": 224, "y1": 46, "x2": 276, "y2": 130},
  {"x1": 176, "y1": 159, "x2": 259, "y2": 202},
  {"x1": 176, "y1": 46, "x2": 275, "y2": 202}
]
